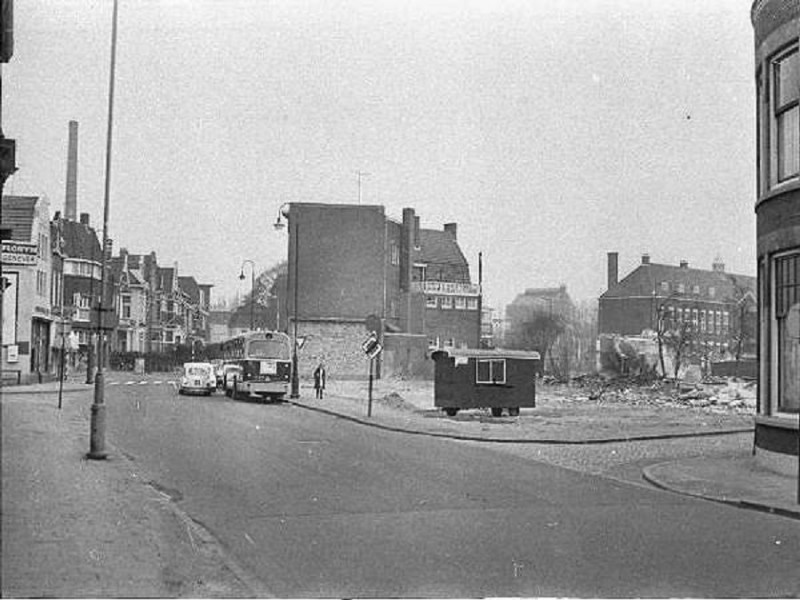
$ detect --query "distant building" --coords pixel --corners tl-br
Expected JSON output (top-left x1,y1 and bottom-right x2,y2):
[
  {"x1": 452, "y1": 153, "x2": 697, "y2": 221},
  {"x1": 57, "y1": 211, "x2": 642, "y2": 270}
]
[
  {"x1": 751, "y1": 0, "x2": 799, "y2": 475},
  {"x1": 109, "y1": 250, "x2": 158, "y2": 353},
  {"x1": 279, "y1": 203, "x2": 480, "y2": 378},
  {"x1": 505, "y1": 285, "x2": 574, "y2": 346},
  {"x1": 599, "y1": 253, "x2": 756, "y2": 362}
]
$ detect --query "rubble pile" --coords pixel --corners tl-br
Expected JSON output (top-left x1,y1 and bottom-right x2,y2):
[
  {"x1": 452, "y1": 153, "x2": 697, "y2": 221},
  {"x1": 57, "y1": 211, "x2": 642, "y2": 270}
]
[{"x1": 548, "y1": 375, "x2": 756, "y2": 415}]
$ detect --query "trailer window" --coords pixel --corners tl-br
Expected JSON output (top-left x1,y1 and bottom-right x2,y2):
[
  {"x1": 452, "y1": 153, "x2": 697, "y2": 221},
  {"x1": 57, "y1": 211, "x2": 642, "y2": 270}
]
[{"x1": 476, "y1": 359, "x2": 506, "y2": 384}]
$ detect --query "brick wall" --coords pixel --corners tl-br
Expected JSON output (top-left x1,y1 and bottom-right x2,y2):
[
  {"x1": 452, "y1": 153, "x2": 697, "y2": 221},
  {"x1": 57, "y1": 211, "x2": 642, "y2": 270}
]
[
  {"x1": 424, "y1": 305, "x2": 480, "y2": 348},
  {"x1": 290, "y1": 204, "x2": 386, "y2": 321},
  {"x1": 598, "y1": 297, "x2": 655, "y2": 335},
  {"x1": 295, "y1": 319, "x2": 373, "y2": 380},
  {"x1": 383, "y1": 333, "x2": 433, "y2": 378}
]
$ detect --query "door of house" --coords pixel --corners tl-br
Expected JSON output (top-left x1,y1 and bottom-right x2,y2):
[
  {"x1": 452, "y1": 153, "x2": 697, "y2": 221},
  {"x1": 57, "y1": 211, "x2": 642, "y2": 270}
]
[{"x1": 30, "y1": 318, "x2": 51, "y2": 375}]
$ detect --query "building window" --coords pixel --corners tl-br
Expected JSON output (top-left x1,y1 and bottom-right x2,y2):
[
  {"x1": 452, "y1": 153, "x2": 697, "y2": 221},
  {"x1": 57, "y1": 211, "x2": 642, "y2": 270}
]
[
  {"x1": 428, "y1": 337, "x2": 439, "y2": 350},
  {"x1": 121, "y1": 294, "x2": 131, "y2": 319},
  {"x1": 699, "y1": 310, "x2": 706, "y2": 333},
  {"x1": 390, "y1": 242, "x2": 400, "y2": 266},
  {"x1": 36, "y1": 270, "x2": 47, "y2": 297},
  {"x1": 454, "y1": 297, "x2": 466, "y2": 310},
  {"x1": 660, "y1": 281, "x2": 669, "y2": 292},
  {"x1": 773, "y1": 47, "x2": 799, "y2": 183},
  {"x1": 677, "y1": 283, "x2": 685, "y2": 294},
  {"x1": 775, "y1": 252, "x2": 800, "y2": 412},
  {"x1": 165, "y1": 330, "x2": 174, "y2": 343},
  {"x1": 466, "y1": 297, "x2": 478, "y2": 310},
  {"x1": 426, "y1": 295, "x2": 437, "y2": 308},
  {"x1": 692, "y1": 285, "x2": 700, "y2": 294},
  {"x1": 709, "y1": 286, "x2": 715, "y2": 298},
  {"x1": 722, "y1": 311, "x2": 729, "y2": 335},
  {"x1": 476, "y1": 359, "x2": 506, "y2": 384},
  {"x1": 440, "y1": 296, "x2": 453, "y2": 310}
]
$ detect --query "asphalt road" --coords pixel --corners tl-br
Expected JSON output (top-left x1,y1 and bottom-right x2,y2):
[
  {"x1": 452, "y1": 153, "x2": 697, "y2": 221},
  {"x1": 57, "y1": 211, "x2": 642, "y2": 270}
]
[{"x1": 105, "y1": 382, "x2": 800, "y2": 598}]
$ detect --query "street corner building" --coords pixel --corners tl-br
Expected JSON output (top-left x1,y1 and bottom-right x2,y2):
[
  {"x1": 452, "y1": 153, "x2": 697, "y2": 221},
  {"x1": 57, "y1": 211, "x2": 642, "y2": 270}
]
[
  {"x1": 752, "y1": 0, "x2": 800, "y2": 475},
  {"x1": 1, "y1": 195, "x2": 55, "y2": 384},
  {"x1": 277, "y1": 203, "x2": 482, "y2": 380}
]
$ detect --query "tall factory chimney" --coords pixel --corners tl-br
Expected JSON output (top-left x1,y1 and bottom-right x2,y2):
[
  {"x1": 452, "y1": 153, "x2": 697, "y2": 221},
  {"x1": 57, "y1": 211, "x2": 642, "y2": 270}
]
[{"x1": 64, "y1": 120, "x2": 78, "y2": 221}]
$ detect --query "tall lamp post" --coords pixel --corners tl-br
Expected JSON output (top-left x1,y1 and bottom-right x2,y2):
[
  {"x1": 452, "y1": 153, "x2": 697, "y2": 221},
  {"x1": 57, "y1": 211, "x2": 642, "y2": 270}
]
[
  {"x1": 88, "y1": 0, "x2": 119, "y2": 461},
  {"x1": 239, "y1": 259, "x2": 255, "y2": 331},
  {"x1": 274, "y1": 203, "x2": 299, "y2": 398}
]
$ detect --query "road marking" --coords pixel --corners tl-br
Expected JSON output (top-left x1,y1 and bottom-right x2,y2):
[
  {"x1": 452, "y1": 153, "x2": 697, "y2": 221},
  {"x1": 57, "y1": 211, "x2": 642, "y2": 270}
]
[
  {"x1": 139, "y1": 381, "x2": 148, "y2": 385},
  {"x1": 125, "y1": 381, "x2": 135, "y2": 385}
]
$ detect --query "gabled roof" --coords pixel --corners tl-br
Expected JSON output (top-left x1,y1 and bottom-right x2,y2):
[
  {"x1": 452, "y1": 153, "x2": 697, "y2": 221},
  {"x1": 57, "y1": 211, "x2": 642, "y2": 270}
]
[
  {"x1": 59, "y1": 218, "x2": 102, "y2": 261},
  {"x1": 1, "y1": 196, "x2": 38, "y2": 241},
  {"x1": 601, "y1": 262, "x2": 755, "y2": 302},
  {"x1": 158, "y1": 267, "x2": 175, "y2": 293},
  {"x1": 416, "y1": 229, "x2": 467, "y2": 267},
  {"x1": 178, "y1": 275, "x2": 200, "y2": 304}
]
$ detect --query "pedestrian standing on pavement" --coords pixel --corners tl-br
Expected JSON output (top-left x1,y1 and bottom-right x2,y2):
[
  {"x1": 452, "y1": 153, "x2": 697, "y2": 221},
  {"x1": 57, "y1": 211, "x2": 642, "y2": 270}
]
[{"x1": 313, "y1": 360, "x2": 327, "y2": 399}]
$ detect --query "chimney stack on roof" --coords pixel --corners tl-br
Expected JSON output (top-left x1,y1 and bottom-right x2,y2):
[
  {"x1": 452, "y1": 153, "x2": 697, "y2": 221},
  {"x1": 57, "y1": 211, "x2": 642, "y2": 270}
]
[
  {"x1": 444, "y1": 223, "x2": 457, "y2": 240},
  {"x1": 607, "y1": 252, "x2": 619, "y2": 289},
  {"x1": 680, "y1": 260, "x2": 689, "y2": 269},
  {"x1": 79, "y1": 212, "x2": 90, "y2": 226},
  {"x1": 65, "y1": 121, "x2": 79, "y2": 221},
  {"x1": 712, "y1": 258, "x2": 725, "y2": 272},
  {"x1": 641, "y1": 253, "x2": 650, "y2": 265}
]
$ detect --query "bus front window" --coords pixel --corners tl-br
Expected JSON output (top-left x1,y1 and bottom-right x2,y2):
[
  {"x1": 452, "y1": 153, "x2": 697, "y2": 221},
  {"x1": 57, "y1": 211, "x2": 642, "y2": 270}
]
[{"x1": 248, "y1": 340, "x2": 291, "y2": 360}]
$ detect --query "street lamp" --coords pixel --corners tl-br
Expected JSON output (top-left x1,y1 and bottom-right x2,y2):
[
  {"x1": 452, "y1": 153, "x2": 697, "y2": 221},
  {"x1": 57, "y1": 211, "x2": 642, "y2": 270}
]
[
  {"x1": 274, "y1": 203, "x2": 299, "y2": 398},
  {"x1": 239, "y1": 259, "x2": 255, "y2": 331},
  {"x1": 88, "y1": 0, "x2": 119, "y2": 461}
]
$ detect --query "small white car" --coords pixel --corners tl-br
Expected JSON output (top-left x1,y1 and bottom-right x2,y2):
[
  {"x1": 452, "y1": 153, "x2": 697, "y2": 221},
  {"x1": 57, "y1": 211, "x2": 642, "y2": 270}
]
[{"x1": 179, "y1": 362, "x2": 216, "y2": 396}]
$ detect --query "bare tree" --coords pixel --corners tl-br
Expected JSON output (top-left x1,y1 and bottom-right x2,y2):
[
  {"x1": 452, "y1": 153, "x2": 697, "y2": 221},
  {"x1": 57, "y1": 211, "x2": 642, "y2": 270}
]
[
  {"x1": 663, "y1": 316, "x2": 696, "y2": 380},
  {"x1": 726, "y1": 274, "x2": 756, "y2": 369},
  {"x1": 515, "y1": 313, "x2": 566, "y2": 376}
]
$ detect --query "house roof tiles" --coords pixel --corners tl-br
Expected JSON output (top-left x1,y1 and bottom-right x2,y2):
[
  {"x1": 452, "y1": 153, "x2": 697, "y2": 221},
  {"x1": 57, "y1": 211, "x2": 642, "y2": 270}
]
[
  {"x1": 601, "y1": 262, "x2": 755, "y2": 302},
  {"x1": 1, "y1": 196, "x2": 38, "y2": 241}
]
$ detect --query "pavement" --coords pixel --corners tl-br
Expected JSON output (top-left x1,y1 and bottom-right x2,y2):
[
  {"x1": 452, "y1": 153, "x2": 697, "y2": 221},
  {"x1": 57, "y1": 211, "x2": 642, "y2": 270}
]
[{"x1": 2, "y1": 373, "x2": 798, "y2": 598}]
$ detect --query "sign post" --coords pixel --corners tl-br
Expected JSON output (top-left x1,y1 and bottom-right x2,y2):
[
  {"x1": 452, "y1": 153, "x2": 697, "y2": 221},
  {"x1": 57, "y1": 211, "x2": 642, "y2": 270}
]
[{"x1": 361, "y1": 332, "x2": 383, "y2": 417}]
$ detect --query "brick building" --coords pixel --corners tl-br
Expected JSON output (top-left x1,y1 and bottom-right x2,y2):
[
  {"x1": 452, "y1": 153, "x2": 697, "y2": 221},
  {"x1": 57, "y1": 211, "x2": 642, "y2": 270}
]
[
  {"x1": 279, "y1": 203, "x2": 480, "y2": 379},
  {"x1": 751, "y1": 0, "x2": 799, "y2": 474},
  {"x1": 599, "y1": 253, "x2": 756, "y2": 365}
]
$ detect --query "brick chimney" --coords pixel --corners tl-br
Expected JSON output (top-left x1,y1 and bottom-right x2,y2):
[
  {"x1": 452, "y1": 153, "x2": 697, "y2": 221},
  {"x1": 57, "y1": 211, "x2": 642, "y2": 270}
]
[
  {"x1": 79, "y1": 212, "x2": 90, "y2": 226},
  {"x1": 607, "y1": 252, "x2": 618, "y2": 290},
  {"x1": 64, "y1": 121, "x2": 78, "y2": 221},
  {"x1": 680, "y1": 260, "x2": 689, "y2": 269},
  {"x1": 444, "y1": 223, "x2": 457, "y2": 240},
  {"x1": 401, "y1": 208, "x2": 415, "y2": 291},
  {"x1": 641, "y1": 253, "x2": 650, "y2": 265},
  {"x1": 712, "y1": 258, "x2": 725, "y2": 272}
]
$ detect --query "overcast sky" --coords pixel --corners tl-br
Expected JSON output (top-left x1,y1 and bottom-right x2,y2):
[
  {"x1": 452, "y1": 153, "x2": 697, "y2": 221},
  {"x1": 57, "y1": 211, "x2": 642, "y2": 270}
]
[{"x1": 4, "y1": 0, "x2": 756, "y2": 313}]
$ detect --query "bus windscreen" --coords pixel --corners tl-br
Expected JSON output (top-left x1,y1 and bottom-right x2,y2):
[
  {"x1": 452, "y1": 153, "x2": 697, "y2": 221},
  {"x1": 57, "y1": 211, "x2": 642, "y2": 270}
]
[{"x1": 248, "y1": 339, "x2": 291, "y2": 359}]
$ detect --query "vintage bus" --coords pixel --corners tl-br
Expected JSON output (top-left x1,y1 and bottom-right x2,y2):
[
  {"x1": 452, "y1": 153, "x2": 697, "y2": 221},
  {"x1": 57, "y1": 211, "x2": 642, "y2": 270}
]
[{"x1": 219, "y1": 331, "x2": 292, "y2": 401}]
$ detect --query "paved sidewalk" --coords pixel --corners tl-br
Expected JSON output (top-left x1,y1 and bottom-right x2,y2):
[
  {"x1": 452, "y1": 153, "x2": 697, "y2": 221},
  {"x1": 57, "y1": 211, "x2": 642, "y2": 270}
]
[{"x1": 1, "y1": 383, "x2": 258, "y2": 598}]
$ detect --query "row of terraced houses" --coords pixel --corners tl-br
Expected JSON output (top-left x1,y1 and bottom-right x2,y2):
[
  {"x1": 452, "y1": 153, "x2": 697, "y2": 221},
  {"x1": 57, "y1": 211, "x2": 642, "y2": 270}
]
[{"x1": 1, "y1": 194, "x2": 212, "y2": 384}]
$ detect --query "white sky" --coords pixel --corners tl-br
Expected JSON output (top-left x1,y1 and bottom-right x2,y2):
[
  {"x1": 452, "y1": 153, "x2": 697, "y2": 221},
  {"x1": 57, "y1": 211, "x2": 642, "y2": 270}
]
[{"x1": 3, "y1": 0, "x2": 757, "y2": 313}]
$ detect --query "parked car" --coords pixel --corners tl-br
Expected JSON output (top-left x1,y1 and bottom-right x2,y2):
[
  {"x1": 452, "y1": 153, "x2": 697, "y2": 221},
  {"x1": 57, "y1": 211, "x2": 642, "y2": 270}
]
[{"x1": 179, "y1": 362, "x2": 217, "y2": 396}]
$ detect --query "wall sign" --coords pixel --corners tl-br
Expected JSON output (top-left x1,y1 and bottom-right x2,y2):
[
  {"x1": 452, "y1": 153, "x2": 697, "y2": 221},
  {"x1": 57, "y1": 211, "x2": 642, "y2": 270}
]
[{"x1": 1, "y1": 241, "x2": 38, "y2": 265}]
